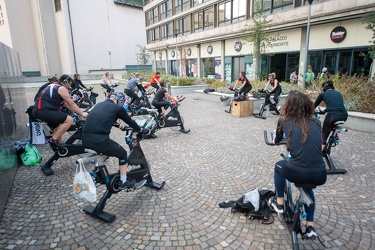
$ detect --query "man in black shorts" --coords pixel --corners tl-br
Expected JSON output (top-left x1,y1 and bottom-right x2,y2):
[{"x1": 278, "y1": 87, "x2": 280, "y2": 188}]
[
  {"x1": 82, "y1": 92, "x2": 149, "y2": 190},
  {"x1": 33, "y1": 75, "x2": 88, "y2": 143}
]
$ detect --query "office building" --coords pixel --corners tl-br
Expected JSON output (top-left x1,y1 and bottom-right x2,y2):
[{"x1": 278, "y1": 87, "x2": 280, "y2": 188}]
[{"x1": 144, "y1": 0, "x2": 375, "y2": 82}]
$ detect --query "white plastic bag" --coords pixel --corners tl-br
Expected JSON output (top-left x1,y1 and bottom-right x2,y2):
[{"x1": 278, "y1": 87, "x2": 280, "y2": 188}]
[
  {"x1": 243, "y1": 188, "x2": 260, "y2": 211},
  {"x1": 73, "y1": 159, "x2": 96, "y2": 202},
  {"x1": 31, "y1": 122, "x2": 46, "y2": 144}
]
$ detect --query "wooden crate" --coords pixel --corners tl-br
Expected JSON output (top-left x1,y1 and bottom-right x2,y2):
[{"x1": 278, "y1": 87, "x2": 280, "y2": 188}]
[{"x1": 231, "y1": 100, "x2": 253, "y2": 117}]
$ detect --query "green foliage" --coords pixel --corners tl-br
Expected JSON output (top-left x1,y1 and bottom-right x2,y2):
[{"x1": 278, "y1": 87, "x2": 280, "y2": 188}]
[
  {"x1": 240, "y1": 2, "x2": 272, "y2": 79},
  {"x1": 215, "y1": 74, "x2": 375, "y2": 113},
  {"x1": 361, "y1": 10, "x2": 375, "y2": 59},
  {"x1": 136, "y1": 44, "x2": 152, "y2": 67},
  {"x1": 202, "y1": 78, "x2": 228, "y2": 91},
  {"x1": 167, "y1": 76, "x2": 196, "y2": 86}
]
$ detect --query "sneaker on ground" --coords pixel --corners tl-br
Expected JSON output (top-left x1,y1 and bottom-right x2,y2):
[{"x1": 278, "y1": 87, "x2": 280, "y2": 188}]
[
  {"x1": 305, "y1": 226, "x2": 318, "y2": 239},
  {"x1": 270, "y1": 197, "x2": 284, "y2": 213},
  {"x1": 271, "y1": 111, "x2": 279, "y2": 115},
  {"x1": 119, "y1": 179, "x2": 136, "y2": 191}
]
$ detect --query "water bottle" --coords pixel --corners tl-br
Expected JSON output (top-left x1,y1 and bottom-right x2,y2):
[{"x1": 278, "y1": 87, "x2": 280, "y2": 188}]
[
  {"x1": 125, "y1": 135, "x2": 131, "y2": 143},
  {"x1": 146, "y1": 118, "x2": 156, "y2": 129},
  {"x1": 123, "y1": 100, "x2": 129, "y2": 111},
  {"x1": 286, "y1": 154, "x2": 291, "y2": 161}
]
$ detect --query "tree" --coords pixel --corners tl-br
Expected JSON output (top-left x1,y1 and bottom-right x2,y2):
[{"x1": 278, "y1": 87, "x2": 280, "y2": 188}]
[
  {"x1": 136, "y1": 44, "x2": 152, "y2": 72},
  {"x1": 240, "y1": 1, "x2": 272, "y2": 80},
  {"x1": 362, "y1": 10, "x2": 375, "y2": 59}
]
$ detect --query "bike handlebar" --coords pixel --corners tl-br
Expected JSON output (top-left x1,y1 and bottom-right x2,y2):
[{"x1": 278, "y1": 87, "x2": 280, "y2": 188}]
[{"x1": 263, "y1": 130, "x2": 286, "y2": 146}]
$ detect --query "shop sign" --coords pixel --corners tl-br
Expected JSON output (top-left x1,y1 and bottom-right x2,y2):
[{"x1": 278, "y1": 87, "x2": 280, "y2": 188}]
[
  {"x1": 187, "y1": 48, "x2": 192, "y2": 56},
  {"x1": 234, "y1": 41, "x2": 242, "y2": 52},
  {"x1": 207, "y1": 45, "x2": 213, "y2": 55},
  {"x1": 171, "y1": 50, "x2": 175, "y2": 58},
  {"x1": 267, "y1": 35, "x2": 289, "y2": 48},
  {"x1": 330, "y1": 26, "x2": 347, "y2": 43}
]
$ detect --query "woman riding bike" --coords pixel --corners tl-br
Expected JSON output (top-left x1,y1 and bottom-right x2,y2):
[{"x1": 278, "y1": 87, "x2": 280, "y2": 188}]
[
  {"x1": 233, "y1": 71, "x2": 252, "y2": 100},
  {"x1": 314, "y1": 80, "x2": 348, "y2": 150},
  {"x1": 264, "y1": 73, "x2": 282, "y2": 115},
  {"x1": 151, "y1": 80, "x2": 178, "y2": 116},
  {"x1": 270, "y1": 90, "x2": 327, "y2": 239}
]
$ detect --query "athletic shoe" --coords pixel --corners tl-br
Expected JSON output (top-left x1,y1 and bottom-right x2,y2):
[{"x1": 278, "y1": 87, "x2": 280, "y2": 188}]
[
  {"x1": 119, "y1": 179, "x2": 136, "y2": 191},
  {"x1": 269, "y1": 197, "x2": 284, "y2": 213},
  {"x1": 305, "y1": 226, "x2": 318, "y2": 239}
]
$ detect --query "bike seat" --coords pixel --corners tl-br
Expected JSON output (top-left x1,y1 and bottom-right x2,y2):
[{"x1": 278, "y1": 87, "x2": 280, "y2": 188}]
[
  {"x1": 334, "y1": 121, "x2": 345, "y2": 126},
  {"x1": 295, "y1": 183, "x2": 316, "y2": 189}
]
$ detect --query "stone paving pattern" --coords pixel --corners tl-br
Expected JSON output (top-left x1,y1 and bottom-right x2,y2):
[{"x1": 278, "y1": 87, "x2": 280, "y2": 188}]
[{"x1": 0, "y1": 91, "x2": 374, "y2": 249}]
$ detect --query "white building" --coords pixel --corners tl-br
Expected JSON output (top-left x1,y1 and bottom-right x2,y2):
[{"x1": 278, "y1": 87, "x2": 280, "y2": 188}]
[
  {"x1": 0, "y1": 0, "x2": 147, "y2": 77},
  {"x1": 144, "y1": 0, "x2": 375, "y2": 82}
]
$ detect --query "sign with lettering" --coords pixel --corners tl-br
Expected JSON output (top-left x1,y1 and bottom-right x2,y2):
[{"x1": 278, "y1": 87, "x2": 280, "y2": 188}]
[
  {"x1": 267, "y1": 35, "x2": 289, "y2": 49},
  {"x1": 187, "y1": 48, "x2": 192, "y2": 56},
  {"x1": 171, "y1": 50, "x2": 175, "y2": 58},
  {"x1": 330, "y1": 26, "x2": 347, "y2": 43}
]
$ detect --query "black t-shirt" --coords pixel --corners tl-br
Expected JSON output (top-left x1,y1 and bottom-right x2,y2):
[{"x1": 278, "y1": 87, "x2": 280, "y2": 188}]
[
  {"x1": 82, "y1": 99, "x2": 141, "y2": 142},
  {"x1": 314, "y1": 89, "x2": 347, "y2": 115},
  {"x1": 275, "y1": 118, "x2": 325, "y2": 172},
  {"x1": 153, "y1": 88, "x2": 167, "y2": 102}
]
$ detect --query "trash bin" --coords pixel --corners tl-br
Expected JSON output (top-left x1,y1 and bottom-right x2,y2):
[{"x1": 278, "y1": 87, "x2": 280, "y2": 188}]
[{"x1": 220, "y1": 96, "x2": 230, "y2": 106}]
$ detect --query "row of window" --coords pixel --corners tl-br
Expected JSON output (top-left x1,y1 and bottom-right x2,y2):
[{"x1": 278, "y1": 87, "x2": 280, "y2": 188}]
[{"x1": 146, "y1": 0, "x2": 325, "y2": 43}]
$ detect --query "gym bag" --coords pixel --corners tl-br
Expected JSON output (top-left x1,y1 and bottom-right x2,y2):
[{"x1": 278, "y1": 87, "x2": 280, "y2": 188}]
[
  {"x1": 20, "y1": 143, "x2": 42, "y2": 167},
  {"x1": 219, "y1": 189, "x2": 275, "y2": 224}
]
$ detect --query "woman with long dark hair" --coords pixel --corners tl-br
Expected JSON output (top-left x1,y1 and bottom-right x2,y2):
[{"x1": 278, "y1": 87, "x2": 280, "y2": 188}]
[{"x1": 270, "y1": 90, "x2": 327, "y2": 239}]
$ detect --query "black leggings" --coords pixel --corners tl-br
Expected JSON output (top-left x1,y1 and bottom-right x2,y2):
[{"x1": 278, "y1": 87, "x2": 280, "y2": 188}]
[
  {"x1": 152, "y1": 100, "x2": 170, "y2": 114},
  {"x1": 239, "y1": 85, "x2": 252, "y2": 96},
  {"x1": 322, "y1": 113, "x2": 348, "y2": 145},
  {"x1": 124, "y1": 89, "x2": 140, "y2": 106},
  {"x1": 151, "y1": 83, "x2": 160, "y2": 90},
  {"x1": 270, "y1": 87, "x2": 282, "y2": 104},
  {"x1": 274, "y1": 160, "x2": 326, "y2": 222}
]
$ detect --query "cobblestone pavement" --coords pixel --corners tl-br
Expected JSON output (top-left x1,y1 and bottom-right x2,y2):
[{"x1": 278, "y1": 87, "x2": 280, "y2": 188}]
[{"x1": 0, "y1": 92, "x2": 374, "y2": 250}]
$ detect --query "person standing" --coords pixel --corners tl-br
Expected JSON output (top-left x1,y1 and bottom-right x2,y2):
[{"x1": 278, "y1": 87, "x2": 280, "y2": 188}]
[
  {"x1": 319, "y1": 67, "x2": 330, "y2": 80},
  {"x1": 305, "y1": 69, "x2": 315, "y2": 87},
  {"x1": 289, "y1": 70, "x2": 298, "y2": 84}
]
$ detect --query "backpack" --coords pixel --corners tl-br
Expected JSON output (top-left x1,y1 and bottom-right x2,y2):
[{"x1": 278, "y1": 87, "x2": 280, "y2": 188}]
[
  {"x1": 20, "y1": 143, "x2": 42, "y2": 166},
  {"x1": 219, "y1": 189, "x2": 275, "y2": 224}
]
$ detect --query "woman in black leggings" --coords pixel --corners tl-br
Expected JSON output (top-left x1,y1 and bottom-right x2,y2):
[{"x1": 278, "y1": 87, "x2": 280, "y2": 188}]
[
  {"x1": 271, "y1": 90, "x2": 327, "y2": 239},
  {"x1": 314, "y1": 81, "x2": 348, "y2": 149},
  {"x1": 151, "y1": 80, "x2": 177, "y2": 115}
]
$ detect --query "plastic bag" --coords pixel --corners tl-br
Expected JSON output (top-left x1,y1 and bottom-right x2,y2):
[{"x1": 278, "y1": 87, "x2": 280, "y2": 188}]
[
  {"x1": 73, "y1": 159, "x2": 96, "y2": 202},
  {"x1": 31, "y1": 122, "x2": 46, "y2": 144},
  {"x1": 243, "y1": 188, "x2": 260, "y2": 211},
  {"x1": 20, "y1": 144, "x2": 42, "y2": 166}
]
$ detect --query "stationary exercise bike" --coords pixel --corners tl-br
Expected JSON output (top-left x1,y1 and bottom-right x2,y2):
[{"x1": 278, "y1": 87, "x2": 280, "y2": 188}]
[
  {"x1": 149, "y1": 96, "x2": 190, "y2": 134},
  {"x1": 253, "y1": 89, "x2": 280, "y2": 119},
  {"x1": 72, "y1": 87, "x2": 98, "y2": 109},
  {"x1": 79, "y1": 124, "x2": 165, "y2": 223},
  {"x1": 26, "y1": 106, "x2": 89, "y2": 176},
  {"x1": 224, "y1": 86, "x2": 248, "y2": 114},
  {"x1": 264, "y1": 130, "x2": 326, "y2": 250},
  {"x1": 315, "y1": 109, "x2": 348, "y2": 174},
  {"x1": 124, "y1": 91, "x2": 154, "y2": 117}
]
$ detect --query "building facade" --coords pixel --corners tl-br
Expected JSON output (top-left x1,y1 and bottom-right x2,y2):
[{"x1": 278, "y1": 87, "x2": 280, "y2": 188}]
[
  {"x1": 144, "y1": 0, "x2": 375, "y2": 82},
  {"x1": 0, "y1": 0, "x2": 147, "y2": 77}
]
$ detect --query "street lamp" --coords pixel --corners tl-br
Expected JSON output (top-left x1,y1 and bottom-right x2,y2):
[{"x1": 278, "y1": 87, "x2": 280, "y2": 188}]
[
  {"x1": 174, "y1": 29, "x2": 179, "y2": 86},
  {"x1": 302, "y1": 0, "x2": 313, "y2": 90},
  {"x1": 108, "y1": 51, "x2": 112, "y2": 77}
]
